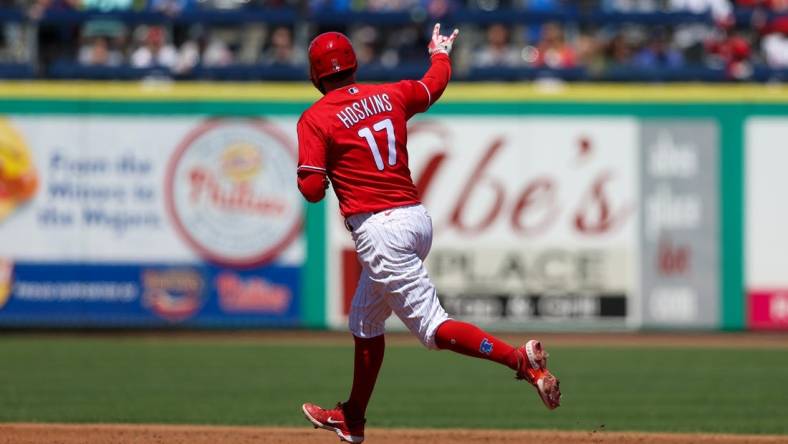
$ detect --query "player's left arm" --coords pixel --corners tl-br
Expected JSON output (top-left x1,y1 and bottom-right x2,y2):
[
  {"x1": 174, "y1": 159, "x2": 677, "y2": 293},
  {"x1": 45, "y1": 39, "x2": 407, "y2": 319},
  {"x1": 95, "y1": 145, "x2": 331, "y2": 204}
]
[
  {"x1": 296, "y1": 114, "x2": 330, "y2": 203},
  {"x1": 421, "y1": 23, "x2": 459, "y2": 104},
  {"x1": 399, "y1": 23, "x2": 459, "y2": 117}
]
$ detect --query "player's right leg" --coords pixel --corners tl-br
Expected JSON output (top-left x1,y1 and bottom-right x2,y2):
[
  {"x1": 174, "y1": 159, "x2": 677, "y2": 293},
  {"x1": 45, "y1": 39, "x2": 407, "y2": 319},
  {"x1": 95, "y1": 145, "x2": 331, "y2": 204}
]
[
  {"x1": 302, "y1": 402, "x2": 365, "y2": 443},
  {"x1": 342, "y1": 270, "x2": 388, "y2": 425},
  {"x1": 303, "y1": 267, "x2": 388, "y2": 443}
]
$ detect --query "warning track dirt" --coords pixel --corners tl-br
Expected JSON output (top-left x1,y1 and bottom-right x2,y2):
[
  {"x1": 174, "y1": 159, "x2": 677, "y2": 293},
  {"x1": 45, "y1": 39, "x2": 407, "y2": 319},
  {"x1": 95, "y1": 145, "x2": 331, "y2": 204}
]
[{"x1": 1, "y1": 423, "x2": 786, "y2": 444}]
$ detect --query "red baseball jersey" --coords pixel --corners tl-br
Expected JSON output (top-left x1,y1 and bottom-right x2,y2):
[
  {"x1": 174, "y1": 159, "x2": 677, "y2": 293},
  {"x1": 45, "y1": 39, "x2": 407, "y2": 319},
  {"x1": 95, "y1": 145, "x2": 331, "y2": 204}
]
[{"x1": 297, "y1": 80, "x2": 435, "y2": 217}]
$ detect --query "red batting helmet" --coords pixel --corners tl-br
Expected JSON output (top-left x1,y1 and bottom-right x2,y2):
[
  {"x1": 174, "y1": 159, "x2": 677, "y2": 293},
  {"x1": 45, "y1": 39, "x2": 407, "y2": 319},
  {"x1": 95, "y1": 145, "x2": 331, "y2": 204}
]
[{"x1": 308, "y1": 32, "x2": 357, "y2": 92}]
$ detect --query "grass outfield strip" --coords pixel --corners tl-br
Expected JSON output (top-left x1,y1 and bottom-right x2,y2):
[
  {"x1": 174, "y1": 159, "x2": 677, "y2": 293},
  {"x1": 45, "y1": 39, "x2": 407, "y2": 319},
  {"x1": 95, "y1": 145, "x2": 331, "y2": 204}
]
[{"x1": 0, "y1": 337, "x2": 785, "y2": 435}]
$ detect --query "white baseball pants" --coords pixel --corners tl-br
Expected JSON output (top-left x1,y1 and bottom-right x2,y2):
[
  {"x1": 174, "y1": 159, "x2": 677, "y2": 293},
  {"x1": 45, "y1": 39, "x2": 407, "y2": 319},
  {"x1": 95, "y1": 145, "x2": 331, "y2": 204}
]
[{"x1": 345, "y1": 204, "x2": 449, "y2": 349}]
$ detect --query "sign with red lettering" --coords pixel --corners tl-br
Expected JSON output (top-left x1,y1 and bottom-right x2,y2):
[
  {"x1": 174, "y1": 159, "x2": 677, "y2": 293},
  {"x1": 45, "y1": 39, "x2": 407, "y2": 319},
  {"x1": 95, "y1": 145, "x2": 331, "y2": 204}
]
[
  {"x1": 638, "y1": 122, "x2": 719, "y2": 328},
  {"x1": 167, "y1": 120, "x2": 302, "y2": 267},
  {"x1": 748, "y1": 290, "x2": 788, "y2": 330},
  {"x1": 327, "y1": 117, "x2": 640, "y2": 330},
  {"x1": 746, "y1": 118, "x2": 788, "y2": 329},
  {"x1": 0, "y1": 116, "x2": 304, "y2": 328}
]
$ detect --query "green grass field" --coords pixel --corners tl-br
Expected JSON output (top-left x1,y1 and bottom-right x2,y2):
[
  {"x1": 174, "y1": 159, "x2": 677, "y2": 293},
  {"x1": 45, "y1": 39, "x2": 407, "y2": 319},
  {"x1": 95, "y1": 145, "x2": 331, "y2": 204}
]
[{"x1": 0, "y1": 336, "x2": 786, "y2": 435}]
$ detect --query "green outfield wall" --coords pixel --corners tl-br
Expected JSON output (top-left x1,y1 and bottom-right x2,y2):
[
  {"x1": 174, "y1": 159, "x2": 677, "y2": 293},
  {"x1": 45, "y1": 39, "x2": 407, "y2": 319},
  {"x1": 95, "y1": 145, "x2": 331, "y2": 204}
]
[{"x1": 1, "y1": 82, "x2": 787, "y2": 331}]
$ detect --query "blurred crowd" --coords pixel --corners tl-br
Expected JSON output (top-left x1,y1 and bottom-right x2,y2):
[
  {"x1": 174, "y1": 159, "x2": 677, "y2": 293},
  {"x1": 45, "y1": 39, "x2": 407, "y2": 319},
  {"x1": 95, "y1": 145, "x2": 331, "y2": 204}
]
[
  {"x1": 0, "y1": 0, "x2": 786, "y2": 79},
  {"x1": 59, "y1": 22, "x2": 304, "y2": 74}
]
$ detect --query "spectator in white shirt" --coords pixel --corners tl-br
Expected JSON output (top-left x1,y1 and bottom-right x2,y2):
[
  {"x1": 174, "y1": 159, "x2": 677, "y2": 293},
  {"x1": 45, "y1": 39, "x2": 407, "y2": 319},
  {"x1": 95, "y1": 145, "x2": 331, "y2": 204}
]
[
  {"x1": 130, "y1": 26, "x2": 177, "y2": 68},
  {"x1": 669, "y1": 0, "x2": 732, "y2": 21},
  {"x1": 472, "y1": 24, "x2": 523, "y2": 68},
  {"x1": 763, "y1": 32, "x2": 788, "y2": 68}
]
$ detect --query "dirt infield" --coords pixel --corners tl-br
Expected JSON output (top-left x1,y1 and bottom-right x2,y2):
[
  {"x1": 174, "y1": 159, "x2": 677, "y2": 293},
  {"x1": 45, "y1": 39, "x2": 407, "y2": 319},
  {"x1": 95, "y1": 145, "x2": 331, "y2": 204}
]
[{"x1": 2, "y1": 424, "x2": 786, "y2": 444}]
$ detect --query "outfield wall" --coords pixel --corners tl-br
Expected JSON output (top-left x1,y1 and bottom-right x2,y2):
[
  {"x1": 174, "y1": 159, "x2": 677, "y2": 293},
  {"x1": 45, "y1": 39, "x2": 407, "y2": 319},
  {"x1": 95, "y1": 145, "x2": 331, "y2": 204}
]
[{"x1": 0, "y1": 82, "x2": 786, "y2": 331}]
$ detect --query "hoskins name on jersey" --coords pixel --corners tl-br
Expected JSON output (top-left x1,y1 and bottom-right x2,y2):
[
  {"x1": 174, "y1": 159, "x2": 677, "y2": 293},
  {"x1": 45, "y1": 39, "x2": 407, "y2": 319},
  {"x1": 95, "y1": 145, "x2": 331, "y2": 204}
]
[{"x1": 336, "y1": 93, "x2": 393, "y2": 129}]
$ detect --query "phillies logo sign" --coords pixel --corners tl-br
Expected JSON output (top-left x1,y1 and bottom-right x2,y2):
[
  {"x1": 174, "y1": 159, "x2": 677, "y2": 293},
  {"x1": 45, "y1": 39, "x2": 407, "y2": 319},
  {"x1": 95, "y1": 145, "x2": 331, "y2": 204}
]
[{"x1": 166, "y1": 120, "x2": 302, "y2": 267}]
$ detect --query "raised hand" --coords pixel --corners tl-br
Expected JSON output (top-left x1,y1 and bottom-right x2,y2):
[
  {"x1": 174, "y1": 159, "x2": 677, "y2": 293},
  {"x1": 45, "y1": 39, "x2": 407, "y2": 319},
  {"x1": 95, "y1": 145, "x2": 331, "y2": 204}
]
[{"x1": 428, "y1": 23, "x2": 460, "y2": 56}]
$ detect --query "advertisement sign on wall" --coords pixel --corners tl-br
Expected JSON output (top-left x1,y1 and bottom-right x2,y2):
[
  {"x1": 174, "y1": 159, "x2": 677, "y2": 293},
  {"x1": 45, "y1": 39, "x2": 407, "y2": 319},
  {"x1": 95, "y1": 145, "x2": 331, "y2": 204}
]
[
  {"x1": 328, "y1": 117, "x2": 640, "y2": 330},
  {"x1": 639, "y1": 121, "x2": 719, "y2": 328},
  {"x1": 3, "y1": 83, "x2": 787, "y2": 332},
  {"x1": 0, "y1": 116, "x2": 304, "y2": 327},
  {"x1": 746, "y1": 118, "x2": 788, "y2": 330}
]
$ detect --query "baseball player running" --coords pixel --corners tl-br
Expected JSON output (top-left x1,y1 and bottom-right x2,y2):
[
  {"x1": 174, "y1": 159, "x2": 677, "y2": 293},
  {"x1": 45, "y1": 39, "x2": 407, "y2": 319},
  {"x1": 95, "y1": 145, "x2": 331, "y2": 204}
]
[{"x1": 298, "y1": 24, "x2": 561, "y2": 443}]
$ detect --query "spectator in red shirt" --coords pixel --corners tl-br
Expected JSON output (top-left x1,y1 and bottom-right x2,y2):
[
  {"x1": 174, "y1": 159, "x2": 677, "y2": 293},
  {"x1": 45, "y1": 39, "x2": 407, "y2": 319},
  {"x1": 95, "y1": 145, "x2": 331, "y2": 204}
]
[
  {"x1": 706, "y1": 32, "x2": 753, "y2": 78},
  {"x1": 534, "y1": 22, "x2": 576, "y2": 68}
]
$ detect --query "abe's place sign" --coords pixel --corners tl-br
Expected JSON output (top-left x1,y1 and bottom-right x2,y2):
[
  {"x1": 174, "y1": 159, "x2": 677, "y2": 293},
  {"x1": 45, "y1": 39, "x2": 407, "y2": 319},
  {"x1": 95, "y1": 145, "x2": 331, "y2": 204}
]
[{"x1": 329, "y1": 117, "x2": 640, "y2": 329}]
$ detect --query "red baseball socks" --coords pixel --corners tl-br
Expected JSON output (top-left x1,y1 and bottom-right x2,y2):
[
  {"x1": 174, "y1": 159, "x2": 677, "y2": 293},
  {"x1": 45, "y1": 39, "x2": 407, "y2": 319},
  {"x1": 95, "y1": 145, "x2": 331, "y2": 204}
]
[{"x1": 434, "y1": 320, "x2": 519, "y2": 370}]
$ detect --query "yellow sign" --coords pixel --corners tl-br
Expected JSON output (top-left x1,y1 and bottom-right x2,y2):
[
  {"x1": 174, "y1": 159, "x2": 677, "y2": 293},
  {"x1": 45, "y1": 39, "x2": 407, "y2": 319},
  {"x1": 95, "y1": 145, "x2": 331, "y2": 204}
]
[
  {"x1": 0, "y1": 119, "x2": 38, "y2": 221},
  {"x1": 0, "y1": 81, "x2": 787, "y2": 103},
  {"x1": 0, "y1": 259, "x2": 12, "y2": 310}
]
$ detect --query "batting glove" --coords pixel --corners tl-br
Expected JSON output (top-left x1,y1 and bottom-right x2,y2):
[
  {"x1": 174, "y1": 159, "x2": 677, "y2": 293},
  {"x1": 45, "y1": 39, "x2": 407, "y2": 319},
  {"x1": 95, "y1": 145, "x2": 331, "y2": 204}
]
[{"x1": 428, "y1": 23, "x2": 459, "y2": 56}]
